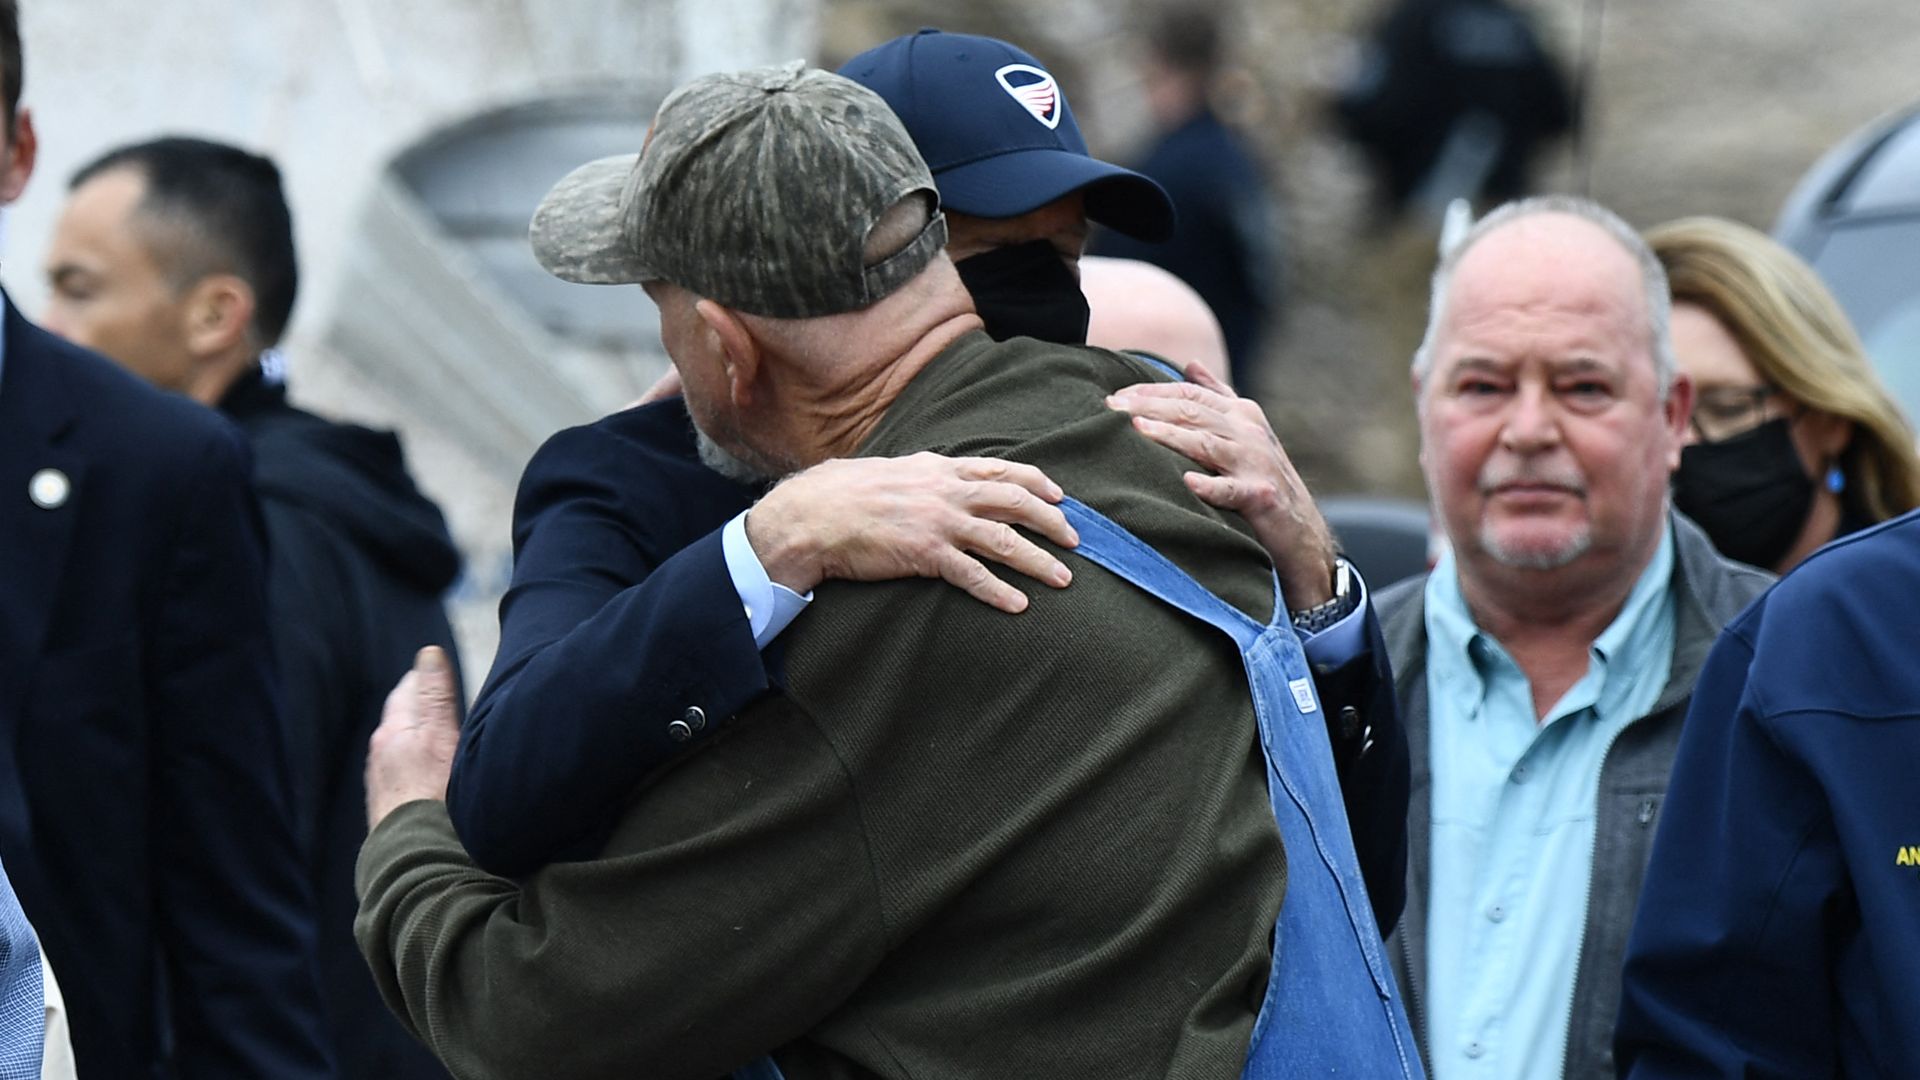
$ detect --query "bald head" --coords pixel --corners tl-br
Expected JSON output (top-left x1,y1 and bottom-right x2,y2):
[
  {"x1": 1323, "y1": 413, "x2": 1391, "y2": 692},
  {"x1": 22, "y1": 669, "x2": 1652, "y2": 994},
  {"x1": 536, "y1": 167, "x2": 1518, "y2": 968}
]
[
  {"x1": 1414, "y1": 196, "x2": 1674, "y2": 398},
  {"x1": 1081, "y1": 255, "x2": 1231, "y2": 387}
]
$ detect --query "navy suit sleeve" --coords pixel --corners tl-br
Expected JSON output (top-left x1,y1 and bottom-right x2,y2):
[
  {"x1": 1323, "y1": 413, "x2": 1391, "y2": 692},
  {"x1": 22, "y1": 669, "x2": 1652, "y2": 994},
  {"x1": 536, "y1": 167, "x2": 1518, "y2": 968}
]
[
  {"x1": 1311, "y1": 601, "x2": 1408, "y2": 935},
  {"x1": 1616, "y1": 621, "x2": 1840, "y2": 1079},
  {"x1": 448, "y1": 427, "x2": 768, "y2": 878},
  {"x1": 150, "y1": 427, "x2": 333, "y2": 1079}
]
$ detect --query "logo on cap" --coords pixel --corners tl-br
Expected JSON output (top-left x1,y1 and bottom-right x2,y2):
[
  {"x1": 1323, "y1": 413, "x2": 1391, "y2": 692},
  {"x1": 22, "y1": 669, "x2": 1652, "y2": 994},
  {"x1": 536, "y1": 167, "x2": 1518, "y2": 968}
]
[{"x1": 994, "y1": 64, "x2": 1061, "y2": 130}]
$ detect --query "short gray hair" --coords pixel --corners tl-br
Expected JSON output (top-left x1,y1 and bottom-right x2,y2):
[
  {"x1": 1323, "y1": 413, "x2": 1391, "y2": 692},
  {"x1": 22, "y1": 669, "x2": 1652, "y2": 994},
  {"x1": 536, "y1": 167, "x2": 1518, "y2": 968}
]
[{"x1": 1411, "y1": 195, "x2": 1677, "y2": 398}]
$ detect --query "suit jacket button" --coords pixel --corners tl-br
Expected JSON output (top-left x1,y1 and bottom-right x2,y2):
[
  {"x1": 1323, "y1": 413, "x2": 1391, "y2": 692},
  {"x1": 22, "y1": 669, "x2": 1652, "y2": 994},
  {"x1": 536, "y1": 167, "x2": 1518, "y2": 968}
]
[
  {"x1": 683, "y1": 705, "x2": 707, "y2": 733},
  {"x1": 667, "y1": 719, "x2": 694, "y2": 743}
]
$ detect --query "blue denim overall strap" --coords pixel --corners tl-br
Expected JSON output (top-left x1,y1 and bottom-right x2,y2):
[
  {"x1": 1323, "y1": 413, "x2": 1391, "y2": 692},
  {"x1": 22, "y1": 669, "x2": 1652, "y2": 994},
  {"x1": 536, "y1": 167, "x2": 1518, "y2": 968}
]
[
  {"x1": 730, "y1": 1058, "x2": 783, "y2": 1080},
  {"x1": 1059, "y1": 497, "x2": 1423, "y2": 1079},
  {"x1": 1124, "y1": 350, "x2": 1184, "y2": 382},
  {"x1": 727, "y1": 489, "x2": 1420, "y2": 1080}
]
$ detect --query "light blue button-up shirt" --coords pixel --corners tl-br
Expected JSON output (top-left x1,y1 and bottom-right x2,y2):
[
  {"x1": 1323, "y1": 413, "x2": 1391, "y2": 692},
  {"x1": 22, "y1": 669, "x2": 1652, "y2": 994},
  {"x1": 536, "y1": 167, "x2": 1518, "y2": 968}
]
[
  {"x1": 0, "y1": 314, "x2": 47, "y2": 1078},
  {"x1": 721, "y1": 511, "x2": 814, "y2": 648},
  {"x1": 0, "y1": 852, "x2": 43, "y2": 1080},
  {"x1": 1422, "y1": 524, "x2": 1676, "y2": 1080}
]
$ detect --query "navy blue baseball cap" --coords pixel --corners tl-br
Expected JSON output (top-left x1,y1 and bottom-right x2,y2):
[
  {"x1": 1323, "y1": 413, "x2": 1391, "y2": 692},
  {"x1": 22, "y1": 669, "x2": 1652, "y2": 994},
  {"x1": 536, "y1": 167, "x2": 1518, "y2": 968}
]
[{"x1": 839, "y1": 29, "x2": 1175, "y2": 242}]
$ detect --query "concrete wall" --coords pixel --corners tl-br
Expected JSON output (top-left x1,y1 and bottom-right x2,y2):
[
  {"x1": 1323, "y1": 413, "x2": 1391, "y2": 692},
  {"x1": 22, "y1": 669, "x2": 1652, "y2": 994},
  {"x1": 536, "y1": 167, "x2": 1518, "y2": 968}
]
[{"x1": 7, "y1": 0, "x2": 819, "y2": 683}]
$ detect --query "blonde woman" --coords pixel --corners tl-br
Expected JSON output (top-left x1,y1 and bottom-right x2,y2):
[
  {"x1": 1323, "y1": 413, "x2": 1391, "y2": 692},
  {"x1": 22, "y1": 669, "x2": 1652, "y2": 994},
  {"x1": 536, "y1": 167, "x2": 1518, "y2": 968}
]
[{"x1": 1649, "y1": 216, "x2": 1920, "y2": 572}]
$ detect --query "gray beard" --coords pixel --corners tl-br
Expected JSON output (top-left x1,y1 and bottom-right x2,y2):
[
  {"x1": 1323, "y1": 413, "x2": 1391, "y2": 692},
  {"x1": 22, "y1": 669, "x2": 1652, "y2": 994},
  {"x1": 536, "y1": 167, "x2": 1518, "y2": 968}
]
[
  {"x1": 1479, "y1": 526, "x2": 1593, "y2": 571},
  {"x1": 695, "y1": 426, "x2": 774, "y2": 486}
]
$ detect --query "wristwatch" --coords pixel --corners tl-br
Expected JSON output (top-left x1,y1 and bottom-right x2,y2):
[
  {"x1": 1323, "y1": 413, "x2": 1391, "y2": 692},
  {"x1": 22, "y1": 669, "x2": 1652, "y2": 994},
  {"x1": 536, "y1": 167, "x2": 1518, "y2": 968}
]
[{"x1": 1289, "y1": 557, "x2": 1358, "y2": 634}]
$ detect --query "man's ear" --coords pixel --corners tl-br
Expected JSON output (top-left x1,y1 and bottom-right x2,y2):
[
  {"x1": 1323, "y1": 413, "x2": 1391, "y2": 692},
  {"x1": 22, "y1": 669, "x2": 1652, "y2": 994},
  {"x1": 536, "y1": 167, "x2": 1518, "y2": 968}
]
[
  {"x1": 694, "y1": 298, "x2": 760, "y2": 409},
  {"x1": 0, "y1": 108, "x2": 38, "y2": 205},
  {"x1": 182, "y1": 274, "x2": 257, "y2": 359}
]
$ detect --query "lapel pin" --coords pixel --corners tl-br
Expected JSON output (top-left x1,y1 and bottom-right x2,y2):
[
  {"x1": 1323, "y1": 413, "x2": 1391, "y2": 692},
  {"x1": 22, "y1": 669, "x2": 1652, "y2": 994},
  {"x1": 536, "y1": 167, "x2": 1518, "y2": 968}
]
[{"x1": 29, "y1": 468, "x2": 70, "y2": 510}]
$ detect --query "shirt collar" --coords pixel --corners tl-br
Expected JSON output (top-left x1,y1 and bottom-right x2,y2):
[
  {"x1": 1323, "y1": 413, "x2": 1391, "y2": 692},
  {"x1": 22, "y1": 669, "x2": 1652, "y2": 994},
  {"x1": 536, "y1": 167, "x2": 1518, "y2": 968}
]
[
  {"x1": 1591, "y1": 523, "x2": 1675, "y2": 667},
  {"x1": 1424, "y1": 547, "x2": 1485, "y2": 691},
  {"x1": 1424, "y1": 521, "x2": 1678, "y2": 715}
]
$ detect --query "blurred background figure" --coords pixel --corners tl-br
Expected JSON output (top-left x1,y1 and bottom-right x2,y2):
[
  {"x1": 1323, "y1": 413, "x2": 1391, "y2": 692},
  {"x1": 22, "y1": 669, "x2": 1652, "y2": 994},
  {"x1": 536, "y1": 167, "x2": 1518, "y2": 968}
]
[
  {"x1": 42, "y1": 136, "x2": 461, "y2": 1080},
  {"x1": 1092, "y1": 1, "x2": 1281, "y2": 391},
  {"x1": 1081, "y1": 254, "x2": 1232, "y2": 385},
  {"x1": 1333, "y1": 0, "x2": 1575, "y2": 226},
  {"x1": 0, "y1": 5, "x2": 333, "y2": 1075},
  {"x1": 1650, "y1": 216, "x2": 1920, "y2": 573}
]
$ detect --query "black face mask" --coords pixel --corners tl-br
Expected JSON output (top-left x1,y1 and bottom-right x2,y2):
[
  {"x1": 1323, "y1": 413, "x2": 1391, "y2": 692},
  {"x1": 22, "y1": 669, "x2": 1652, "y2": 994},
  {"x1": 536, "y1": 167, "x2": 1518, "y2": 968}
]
[
  {"x1": 1672, "y1": 417, "x2": 1814, "y2": 571},
  {"x1": 954, "y1": 239, "x2": 1091, "y2": 345}
]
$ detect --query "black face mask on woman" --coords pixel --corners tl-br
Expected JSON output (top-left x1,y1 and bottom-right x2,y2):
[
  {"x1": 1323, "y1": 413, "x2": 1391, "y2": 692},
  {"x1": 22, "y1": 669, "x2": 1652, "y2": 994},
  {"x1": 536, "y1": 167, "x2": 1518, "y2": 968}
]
[
  {"x1": 1672, "y1": 416, "x2": 1814, "y2": 570},
  {"x1": 954, "y1": 239, "x2": 1091, "y2": 345}
]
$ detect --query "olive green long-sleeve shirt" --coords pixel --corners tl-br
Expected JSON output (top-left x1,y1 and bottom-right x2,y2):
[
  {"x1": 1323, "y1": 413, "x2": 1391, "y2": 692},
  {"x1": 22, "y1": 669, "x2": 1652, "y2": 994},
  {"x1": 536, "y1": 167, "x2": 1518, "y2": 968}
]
[{"x1": 357, "y1": 332, "x2": 1287, "y2": 1079}]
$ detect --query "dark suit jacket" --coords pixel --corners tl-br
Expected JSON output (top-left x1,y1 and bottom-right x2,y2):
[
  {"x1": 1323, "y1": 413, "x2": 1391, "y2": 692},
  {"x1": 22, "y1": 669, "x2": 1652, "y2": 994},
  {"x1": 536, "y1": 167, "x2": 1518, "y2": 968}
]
[
  {"x1": 0, "y1": 301, "x2": 332, "y2": 1078},
  {"x1": 446, "y1": 398, "x2": 766, "y2": 876},
  {"x1": 447, "y1": 393, "x2": 1407, "y2": 933}
]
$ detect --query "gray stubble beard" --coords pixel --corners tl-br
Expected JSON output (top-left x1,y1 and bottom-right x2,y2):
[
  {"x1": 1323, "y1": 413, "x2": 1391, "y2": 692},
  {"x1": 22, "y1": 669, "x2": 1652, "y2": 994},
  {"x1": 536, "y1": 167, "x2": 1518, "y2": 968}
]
[
  {"x1": 694, "y1": 425, "x2": 775, "y2": 486},
  {"x1": 1478, "y1": 525, "x2": 1593, "y2": 571}
]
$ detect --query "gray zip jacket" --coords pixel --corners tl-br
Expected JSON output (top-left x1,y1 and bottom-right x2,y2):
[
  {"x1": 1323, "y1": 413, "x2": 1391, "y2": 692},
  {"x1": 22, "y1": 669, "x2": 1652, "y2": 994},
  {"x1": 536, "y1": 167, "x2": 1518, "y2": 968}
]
[{"x1": 1379, "y1": 514, "x2": 1771, "y2": 1080}]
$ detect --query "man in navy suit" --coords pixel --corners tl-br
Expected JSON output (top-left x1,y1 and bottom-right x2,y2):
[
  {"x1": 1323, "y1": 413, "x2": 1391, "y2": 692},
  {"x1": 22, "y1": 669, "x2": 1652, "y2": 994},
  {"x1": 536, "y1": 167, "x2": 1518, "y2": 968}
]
[
  {"x1": 0, "y1": 4, "x2": 332, "y2": 1075},
  {"x1": 446, "y1": 29, "x2": 1405, "y2": 944}
]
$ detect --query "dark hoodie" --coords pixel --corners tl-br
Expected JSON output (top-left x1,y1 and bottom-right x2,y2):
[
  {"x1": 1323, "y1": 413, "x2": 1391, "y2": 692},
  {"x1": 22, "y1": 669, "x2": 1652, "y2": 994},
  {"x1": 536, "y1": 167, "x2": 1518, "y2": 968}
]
[{"x1": 221, "y1": 366, "x2": 461, "y2": 1080}]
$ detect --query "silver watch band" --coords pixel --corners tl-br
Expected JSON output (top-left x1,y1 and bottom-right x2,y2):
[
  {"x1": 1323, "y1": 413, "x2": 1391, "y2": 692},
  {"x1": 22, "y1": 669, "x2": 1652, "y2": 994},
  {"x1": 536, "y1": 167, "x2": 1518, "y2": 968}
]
[{"x1": 1288, "y1": 557, "x2": 1357, "y2": 634}]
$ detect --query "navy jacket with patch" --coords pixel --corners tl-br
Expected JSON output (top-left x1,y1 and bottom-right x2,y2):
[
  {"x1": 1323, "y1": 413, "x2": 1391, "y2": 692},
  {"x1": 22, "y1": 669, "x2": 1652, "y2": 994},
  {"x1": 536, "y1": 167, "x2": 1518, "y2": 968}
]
[{"x1": 1618, "y1": 509, "x2": 1920, "y2": 1077}]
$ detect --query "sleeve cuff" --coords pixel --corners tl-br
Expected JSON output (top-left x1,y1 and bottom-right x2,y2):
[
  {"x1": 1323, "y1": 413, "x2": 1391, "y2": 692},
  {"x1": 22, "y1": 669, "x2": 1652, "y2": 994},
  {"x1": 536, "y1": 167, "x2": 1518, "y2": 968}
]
[
  {"x1": 722, "y1": 511, "x2": 813, "y2": 650},
  {"x1": 1299, "y1": 565, "x2": 1370, "y2": 667},
  {"x1": 355, "y1": 799, "x2": 464, "y2": 902}
]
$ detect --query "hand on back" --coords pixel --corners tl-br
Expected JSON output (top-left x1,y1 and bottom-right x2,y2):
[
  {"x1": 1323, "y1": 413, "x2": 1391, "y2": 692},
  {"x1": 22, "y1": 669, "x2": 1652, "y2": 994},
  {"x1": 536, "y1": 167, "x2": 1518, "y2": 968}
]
[
  {"x1": 1106, "y1": 361, "x2": 1338, "y2": 608},
  {"x1": 747, "y1": 453, "x2": 1079, "y2": 613}
]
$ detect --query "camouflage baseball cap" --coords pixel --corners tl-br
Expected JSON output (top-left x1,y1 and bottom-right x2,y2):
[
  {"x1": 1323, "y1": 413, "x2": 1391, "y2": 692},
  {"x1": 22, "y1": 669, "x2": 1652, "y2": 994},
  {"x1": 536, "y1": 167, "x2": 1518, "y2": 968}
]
[{"x1": 531, "y1": 60, "x2": 948, "y2": 319}]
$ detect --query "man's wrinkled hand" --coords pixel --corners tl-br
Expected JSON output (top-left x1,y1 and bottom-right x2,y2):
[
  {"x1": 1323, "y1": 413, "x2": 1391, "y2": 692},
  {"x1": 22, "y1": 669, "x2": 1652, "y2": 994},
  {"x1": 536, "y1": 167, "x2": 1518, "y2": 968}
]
[
  {"x1": 745, "y1": 452, "x2": 1080, "y2": 614},
  {"x1": 1106, "y1": 360, "x2": 1338, "y2": 608},
  {"x1": 366, "y1": 646, "x2": 462, "y2": 831}
]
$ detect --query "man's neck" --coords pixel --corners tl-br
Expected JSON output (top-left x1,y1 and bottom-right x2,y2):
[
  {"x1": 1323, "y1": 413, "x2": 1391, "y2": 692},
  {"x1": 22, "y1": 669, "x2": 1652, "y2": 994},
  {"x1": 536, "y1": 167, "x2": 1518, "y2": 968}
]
[
  {"x1": 187, "y1": 348, "x2": 261, "y2": 409},
  {"x1": 1455, "y1": 535, "x2": 1663, "y2": 720},
  {"x1": 758, "y1": 262, "x2": 982, "y2": 467}
]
